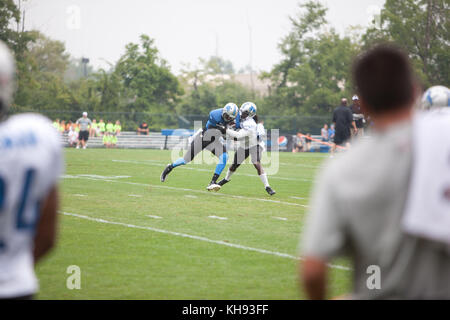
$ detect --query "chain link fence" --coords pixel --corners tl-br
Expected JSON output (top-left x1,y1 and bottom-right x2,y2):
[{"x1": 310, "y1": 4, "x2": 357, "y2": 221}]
[{"x1": 8, "y1": 109, "x2": 331, "y2": 135}]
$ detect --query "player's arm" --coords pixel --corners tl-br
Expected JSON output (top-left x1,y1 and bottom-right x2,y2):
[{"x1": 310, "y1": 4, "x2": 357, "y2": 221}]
[
  {"x1": 301, "y1": 257, "x2": 327, "y2": 300},
  {"x1": 225, "y1": 127, "x2": 251, "y2": 139},
  {"x1": 205, "y1": 110, "x2": 217, "y2": 129},
  {"x1": 33, "y1": 185, "x2": 59, "y2": 264},
  {"x1": 300, "y1": 166, "x2": 347, "y2": 299}
]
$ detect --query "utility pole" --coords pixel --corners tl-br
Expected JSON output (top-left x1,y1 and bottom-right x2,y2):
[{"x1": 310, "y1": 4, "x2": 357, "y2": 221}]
[
  {"x1": 215, "y1": 33, "x2": 219, "y2": 57},
  {"x1": 81, "y1": 57, "x2": 89, "y2": 77},
  {"x1": 247, "y1": 11, "x2": 255, "y2": 96}
]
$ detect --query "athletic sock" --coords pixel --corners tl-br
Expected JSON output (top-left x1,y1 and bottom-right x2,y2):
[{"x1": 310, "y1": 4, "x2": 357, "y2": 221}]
[
  {"x1": 259, "y1": 173, "x2": 270, "y2": 188},
  {"x1": 172, "y1": 157, "x2": 186, "y2": 168},
  {"x1": 225, "y1": 169, "x2": 234, "y2": 181},
  {"x1": 211, "y1": 173, "x2": 220, "y2": 184}
]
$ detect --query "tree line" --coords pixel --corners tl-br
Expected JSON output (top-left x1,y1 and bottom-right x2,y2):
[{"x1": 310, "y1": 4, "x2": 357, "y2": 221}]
[{"x1": 1, "y1": 0, "x2": 448, "y2": 133}]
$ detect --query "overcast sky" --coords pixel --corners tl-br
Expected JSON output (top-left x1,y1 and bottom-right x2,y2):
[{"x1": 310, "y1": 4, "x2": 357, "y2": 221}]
[{"x1": 22, "y1": 0, "x2": 385, "y2": 74}]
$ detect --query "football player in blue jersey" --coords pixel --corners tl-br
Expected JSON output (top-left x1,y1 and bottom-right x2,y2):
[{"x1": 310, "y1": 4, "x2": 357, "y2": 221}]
[{"x1": 160, "y1": 103, "x2": 240, "y2": 190}]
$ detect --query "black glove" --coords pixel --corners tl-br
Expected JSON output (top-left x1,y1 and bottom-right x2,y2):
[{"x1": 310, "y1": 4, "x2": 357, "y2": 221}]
[{"x1": 215, "y1": 124, "x2": 226, "y2": 135}]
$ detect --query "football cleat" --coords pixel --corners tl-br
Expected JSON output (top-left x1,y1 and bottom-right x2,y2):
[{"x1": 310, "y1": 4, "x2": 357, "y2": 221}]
[
  {"x1": 160, "y1": 164, "x2": 173, "y2": 182},
  {"x1": 265, "y1": 186, "x2": 276, "y2": 196},
  {"x1": 207, "y1": 183, "x2": 221, "y2": 192},
  {"x1": 217, "y1": 179, "x2": 230, "y2": 186}
]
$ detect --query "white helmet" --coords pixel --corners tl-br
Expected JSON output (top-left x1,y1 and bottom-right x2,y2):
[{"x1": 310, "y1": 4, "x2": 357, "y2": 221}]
[
  {"x1": 222, "y1": 103, "x2": 238, "y2": 122},
  {"x1": 0, "y1": 41, "x2": 15, "y2": 120},
  {"x1": 240, "y1": 101, "x2": 257, "y2": 119},
  {"x1": 421, "y1": 85, "x2": 450, "y2": 109}
]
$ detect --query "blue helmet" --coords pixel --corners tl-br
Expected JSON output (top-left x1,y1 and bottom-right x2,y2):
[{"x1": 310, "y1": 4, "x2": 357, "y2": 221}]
[
  {"x1": 240, "y1": 102, "x2": 257, "y2": 120},
  {"x1": 222, "y1": 103, "x2": 238, "y2": 122}
]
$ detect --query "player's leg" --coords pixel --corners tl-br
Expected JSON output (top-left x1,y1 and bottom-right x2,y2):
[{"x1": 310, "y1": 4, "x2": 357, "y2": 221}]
[
  {"x1": 205, "y1": 136, "x2": 229, "y2": 191},
  {"x1": 251, "y1": 145, "x2": 276, "y2": 196},
  {"x1": 161, "y1": 129, "x2": 207, "y2": 182},
  {"x1": 217, "y1": 147, "x2": 248, "y2": 187}
]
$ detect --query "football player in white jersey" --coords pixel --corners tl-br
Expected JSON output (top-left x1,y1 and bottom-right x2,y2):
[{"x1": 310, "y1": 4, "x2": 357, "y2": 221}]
[
  {"x1": 215, "y1": 102, "x2": 276, "y2": 196},
  {"x1": 0, "y1": 41, "x2": 63, "y2": 299}
]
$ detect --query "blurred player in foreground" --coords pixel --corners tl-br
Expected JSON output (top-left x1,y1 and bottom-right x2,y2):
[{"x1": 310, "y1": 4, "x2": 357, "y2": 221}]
[
  {"x1": 300, "y1": 44, "x2": 450, "y2": 299},
  {"x1": 160, "y1": 103, "x2": 240, "y2": 190},
  {"x1": 215, "y1": 102, "x2": 276, "y2": 196},
  {"x1": 0, "y1": 41, "x2": 63, "y2": 299}
]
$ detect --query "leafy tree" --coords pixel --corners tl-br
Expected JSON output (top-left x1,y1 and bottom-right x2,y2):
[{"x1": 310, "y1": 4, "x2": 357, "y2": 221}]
[
  {"x1": 262, "y1": 0, "x2": 359, "y2": 131},
  {"x1": 199, "y1": 56, "x2": 235, "y2": 75},
  {"x1": 114, "y1": 34, "x2": 183, "y2": 115},
  {"x1": 363, "y1": 0, "x2": 449, "y2": 87}
]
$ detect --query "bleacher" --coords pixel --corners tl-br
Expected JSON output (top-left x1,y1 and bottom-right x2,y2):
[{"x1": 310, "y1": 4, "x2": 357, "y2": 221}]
[{"x1": 60, "y1": 131, "x2": 191, "y2": 149}]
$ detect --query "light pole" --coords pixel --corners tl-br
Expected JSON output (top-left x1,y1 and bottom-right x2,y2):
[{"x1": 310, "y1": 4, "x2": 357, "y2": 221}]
[{"x1": 81, "y1": 57, "x2": 89, "y2": 77}]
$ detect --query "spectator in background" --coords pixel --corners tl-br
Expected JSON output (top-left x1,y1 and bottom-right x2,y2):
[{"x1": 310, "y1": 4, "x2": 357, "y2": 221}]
[
  {"x1": 68, "y1": 123, "x2": 79, "y2": 147},
  {"x1": 303, "y1": 133, "x2": 312, "y2": 152},
  {"x1": 321, "y1": 124, "x2": 329, "y2": 142},
  {"x1": 111, "y1": 120, "x2": 122, "y2": 148},
  {"x1": 293, "y1": 133, "x2": 304, "y2": 153},
  {"x1": 330, "y1": 98, "x2": 357, "y2": 157},
  {"x1": 300, "y1": 44, "x2": 450, "y2": 299},
  {"x1": 90, "y1": 119, "x2": 98, "y2": 137},
  {"x1": 58, "y1": 120, "x2": 66, "y2": 134},
  {"x1": 350, "y1": 95, "x2": 365, "y2": 137},
  {"x1": 328, "y1": 123, "x2": 335, "y2": 143},
  {"x1": 52, "y1": 119, "x2": 60, "y2": 131},
  {"x1": 98, "y1": 119, "x2": 106, "y2": 135},
  {"x1": 66, "y1": 120, "x2": 73, "y2": 132},
  {"x1": 76, "y1": 111, "x2": 92, "y2": 149},
  {"x1": 137, "y1": 121, "x2": 149, "y2": 135}
]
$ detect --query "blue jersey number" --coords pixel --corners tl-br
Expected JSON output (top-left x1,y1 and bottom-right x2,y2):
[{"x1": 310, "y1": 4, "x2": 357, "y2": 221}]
[{"x1": 0, "y1": 169, "x2": 40, "y2": 251}]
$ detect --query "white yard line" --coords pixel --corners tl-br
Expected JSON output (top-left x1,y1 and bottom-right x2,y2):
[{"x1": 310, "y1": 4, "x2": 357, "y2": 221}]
[
  {"x1": 290, "y1": 196, "x2": 307, "y2": 200},
  {"x1": 73, "y1": 194, "x2": 87, "y2": 197},
  {"x1": 112, "y1": 159, "x2": 313, "y2": 182},
  {"x1": 208, "y1": 215, "x2": 228, "y2": 220},
  {"x1": 128, "y1": 194, "x2": 143, "y2": 198},
  {"x1": 147, "y1": 215, "x2": 162, "y2": 219},
  {"x1": 184, "y1": 195, "x2": 198, "y2": 199},
  {"x1": 63, "y1": 175, "x2": 309, "y2": 208},
  {"x1": 272, "y1": 217, "x2": 288, "y2": 221},
  {"x1": 61, "y1": 211, "x2": 351, "y2": 271}
]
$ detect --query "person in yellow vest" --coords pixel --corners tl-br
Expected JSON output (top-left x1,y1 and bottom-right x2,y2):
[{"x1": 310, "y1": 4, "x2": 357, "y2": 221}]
[
  {"x1": 98, "y1": 119, "x2": 106, "y2": 136},
  {"x1": 103, "y1": 120, "x2": 114, "y2": 148},
  {"x1": 111, "y1": 120, "x2": 121, "y2": 148},
  {"x1": 90, "y1": 119, "x2": 98, "y2": 137},
  {"x1": 52, "y1": 119, "x2": 60, "y2": 132}
]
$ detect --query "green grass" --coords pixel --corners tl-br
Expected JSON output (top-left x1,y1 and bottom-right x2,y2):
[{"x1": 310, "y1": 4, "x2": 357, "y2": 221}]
[{"x1": 35, "y1": 148, "x2": 351, "y2": 299}]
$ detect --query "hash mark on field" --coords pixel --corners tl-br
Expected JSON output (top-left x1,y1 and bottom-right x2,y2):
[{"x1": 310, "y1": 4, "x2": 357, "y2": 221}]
[
  {"x1": 128, "y1": 194, "x2": 143, "y2": 198},
  {"x1": 62, "y1": 211, "x2": 351, "y2": 271},
  {"x1": 184, "y1": 195, "x2": 198, "y2": 199},
  {"x1": 208, "y1": 215, "x2": 228, "y2": 220},
  {"x1": 147, "y1": 215, "x2": 162, "y2": 219},
  {"x1": 273, "y1": 217, "x2": 288, "y2": 221},
  {"x1": 74, "y1": 194, "x2": 87, "y2": 197},
  {"x1": 291, "y1": 196, "x2": 306, "y2": 200}
]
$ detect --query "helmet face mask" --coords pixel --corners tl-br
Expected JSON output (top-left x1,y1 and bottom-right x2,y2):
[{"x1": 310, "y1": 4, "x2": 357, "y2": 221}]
[
  {"x1": 222, "y1": 103, "x2": 238, "y2": 123},
  {"x1": 240, "y1": 102, "x2": 257, "y2": 120}
]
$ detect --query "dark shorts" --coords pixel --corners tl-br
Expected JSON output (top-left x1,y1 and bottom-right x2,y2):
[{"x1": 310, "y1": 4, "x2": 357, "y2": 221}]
[
  {"x1": 232, "y1": 145, "x2": 262, "y2": 168},
  {"x1": 183, "y1": 128, "x2": 226, "y2": 163},
  {"x1": 79, "y1": 130, "x2": 89, "y2": 141},
  {"x1": 334, "y1": 130, "x2": 350, "y2": 146}
]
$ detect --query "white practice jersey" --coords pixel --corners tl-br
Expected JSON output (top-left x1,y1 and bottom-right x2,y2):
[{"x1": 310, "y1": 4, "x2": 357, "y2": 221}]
[
  {"x1": 226, "y1": 117, "x2": 263, "y2": 150},
  {"x1": 0, "y1": 113, "x2": 63, "y2": 298}
]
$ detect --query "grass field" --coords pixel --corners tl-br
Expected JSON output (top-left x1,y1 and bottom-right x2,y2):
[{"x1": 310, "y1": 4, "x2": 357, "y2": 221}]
[{"x1": 35, "y1": 148, "x2": 351, "y2": 299}]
